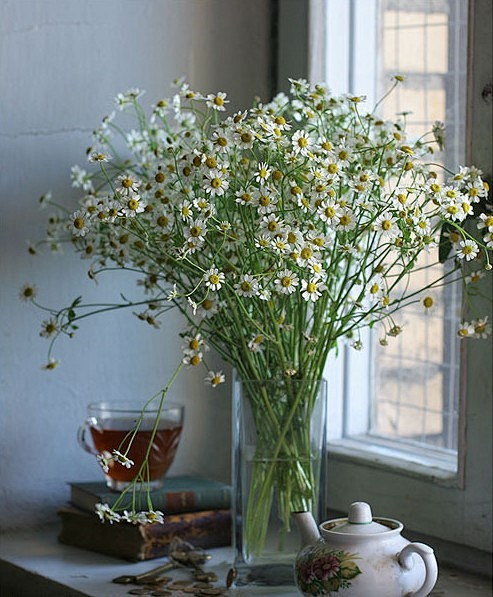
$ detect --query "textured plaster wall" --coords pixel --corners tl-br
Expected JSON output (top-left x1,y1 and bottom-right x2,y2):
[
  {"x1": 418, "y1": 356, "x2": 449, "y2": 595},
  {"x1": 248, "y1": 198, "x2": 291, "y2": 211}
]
[{"x1": 0, "y1": 0, "x2": 271, "y2": 530}]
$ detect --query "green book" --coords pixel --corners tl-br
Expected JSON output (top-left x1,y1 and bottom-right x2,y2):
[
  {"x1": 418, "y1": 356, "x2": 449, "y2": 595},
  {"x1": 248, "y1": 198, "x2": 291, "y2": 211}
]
[{"x1": 69, "y1": 475, "x2": 231, "y2": 514}]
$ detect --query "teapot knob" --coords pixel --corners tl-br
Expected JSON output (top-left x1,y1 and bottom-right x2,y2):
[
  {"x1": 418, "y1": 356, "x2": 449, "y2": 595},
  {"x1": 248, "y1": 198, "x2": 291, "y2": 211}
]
[{"x1": 348, "y1": 501, "x2": 373, "y2": 524}]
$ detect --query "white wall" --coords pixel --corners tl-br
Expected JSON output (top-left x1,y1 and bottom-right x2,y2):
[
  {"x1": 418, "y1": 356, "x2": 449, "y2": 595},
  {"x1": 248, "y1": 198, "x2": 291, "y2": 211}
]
[{"x1": 0, "y1": 0, "x2": 271, "y2": 531}]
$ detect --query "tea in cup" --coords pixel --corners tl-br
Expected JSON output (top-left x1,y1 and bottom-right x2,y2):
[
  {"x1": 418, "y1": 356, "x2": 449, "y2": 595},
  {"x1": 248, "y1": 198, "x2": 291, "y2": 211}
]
[{"x1": 78, "y1": 401, "x2": 184, "y2": 490}]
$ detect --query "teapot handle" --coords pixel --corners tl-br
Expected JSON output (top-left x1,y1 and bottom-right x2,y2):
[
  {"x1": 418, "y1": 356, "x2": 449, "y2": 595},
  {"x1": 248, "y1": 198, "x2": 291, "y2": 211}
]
[{"x1": 398, "y1": 542, "x2": 438, "y2": 597}]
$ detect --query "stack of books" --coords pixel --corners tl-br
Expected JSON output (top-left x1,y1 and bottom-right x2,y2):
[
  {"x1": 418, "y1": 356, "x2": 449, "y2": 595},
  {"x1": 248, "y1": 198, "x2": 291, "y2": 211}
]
[{"x1": 58, "y1": 475, "x2": 232, "y2": 561}]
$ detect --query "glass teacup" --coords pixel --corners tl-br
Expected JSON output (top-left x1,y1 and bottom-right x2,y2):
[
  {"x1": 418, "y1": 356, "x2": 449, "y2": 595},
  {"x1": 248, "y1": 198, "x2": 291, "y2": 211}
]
[{"x1": 78, "y1": 401, "x2": 184, "y2": 490}]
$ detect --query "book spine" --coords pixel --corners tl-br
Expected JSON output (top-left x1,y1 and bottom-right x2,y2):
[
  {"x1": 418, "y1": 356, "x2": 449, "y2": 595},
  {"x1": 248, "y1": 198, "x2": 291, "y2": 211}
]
[{"x1": 140, "y1": 509, "x2": 232, "y2": 559}]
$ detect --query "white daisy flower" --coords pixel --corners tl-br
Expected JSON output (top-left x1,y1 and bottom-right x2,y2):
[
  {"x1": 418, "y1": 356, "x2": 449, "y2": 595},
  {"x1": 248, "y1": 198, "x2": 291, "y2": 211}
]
[
  {"x1": 317, "y1": 199, "x2": 341, "y2": 225},
  {"x1": 274, "y1": 269, "x2": 299, "y2": 294},
  {"x1": 71, "y1": 165, "x2": 93, "y2": 191},
  {"x1": 205, "y1": 370, "x2": 226, "y2": 388},
  {"x1": 456, "y1": 239, "x2": 479, "y2": 261},
  {"x1": 70, "y1": 209, "x2": 90, "y2": 237},
  {"x1": 121, "y1": 194, "x2": 146, "y2": 217},
  {"x1": 88, "y1": 151, "x2": 111, "y2": 163},
  {"x1": 248, "y1": 334, "x2": 265, "y2": 352},
  {"x1": 95, "y1": 503, "x2": 121, "y2": 524},
  {"x1": 116, "y1": 173, "x2": 141, "y2": 195},
  {"x1": 112, "y1": 450, "x2": 134, "y2": 469},
  {"x1": 477, "y1": 212, "x2": 493, "y2": 232},
  {"x1": 291, "y1": 129, "x2": 314, "y2": 156},
  {"x1": 374, "y1": 212, "x2": 399, "y2": 239},
  {"x1": 301, "y1": 278, "x2": 327, "y2": 302},
  {"x1": 457, "y1": 321, "x2": 475, "y2": 338},
  {"x1": 206, "y1": 92, "x2": 229, "y2": 111},
  {"x1": 235, "y1": 274, "x2": 259, "y2": 298},
  {"x1": 204, "y1": 267, "x2": 225, "y2": 291},
  {"x1": 472, "y1": 317, "x2": 492, "y2": 339},
  {"x1": 255, "y1": 162, "x2": 272, "y2": 184},
  {"x1": 256, "y1": 189, "x2": 277, "y2": 215},
  {"x1": 337, "y1": 208, "x2": 357, "y2": 231},
  {"x1": 179, "y1": 199, "x2": 194, "y2": 221},
  {"x1": 203, "y1": 169, "x2": 229, "y2": 196},
  {"x1": 185, "y1": 219, "x2": 207, "y2": 244}
]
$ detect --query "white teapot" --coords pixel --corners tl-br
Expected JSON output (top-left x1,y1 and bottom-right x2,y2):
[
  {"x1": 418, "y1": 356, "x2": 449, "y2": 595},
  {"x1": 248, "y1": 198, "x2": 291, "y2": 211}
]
[{"x1": 293, "y1": 502, "x2": 438, "y2": 597}]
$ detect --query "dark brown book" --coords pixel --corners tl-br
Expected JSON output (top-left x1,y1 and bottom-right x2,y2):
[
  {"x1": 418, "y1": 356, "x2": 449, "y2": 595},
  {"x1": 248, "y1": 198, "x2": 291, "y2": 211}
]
[{"x1": 57, "y1": 505, "x2": 231, "y2": 561}]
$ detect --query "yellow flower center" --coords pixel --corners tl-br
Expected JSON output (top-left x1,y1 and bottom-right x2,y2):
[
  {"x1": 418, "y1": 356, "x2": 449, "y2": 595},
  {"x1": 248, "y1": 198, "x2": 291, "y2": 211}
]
[
  {"x1": 190, "y1": 225, "x2": 202, "y2": 237},
  {"x1": 211, "y1": 177, "x2": 222, "y2": 189},
  {"x1": 381, "y1": 219, "x2": 392, "y2": 231},
  {"x1": 328, "y1": 163, "x2": 338, "y2": 174},
  {"x1": 240, "y1": 281, "x2": 252, "y2": 292},
  {"x1": 307, "y1": 282, "x2": 317, "y2": 293},
  {"x1": 205, "y1": 157, "x2": 217, "y2": 169},
  {"x1": 339, "y1": 214, "x2": 351, "y2": 226},
  {"x1": 301, "y1": 247, "x2": 313, "y2": 260},
  {"x1": 281, "y1": 276, "x2": 293, "y2": 287},
  {"x1": 190, "y1": 354, "x2": 201, "y2": 366},
  {"x1": 267, "y1": 221, "x2": 278, "y2": 232},
  {"x1": 189, "y1": 339, "x2": 200, "y2": 350},
  {"x1": 208, "y1": 274, "x2": 220, "y2": 285},
  {"x1": 291, "y1": 185, "x2": 302, "y2": 195},
  {"x1": 475, "y1": 322, "x2": 486, "y2": 334},
  {"x1": 202, "y1": 299, "x2": 213, "y2": 310},
  {"x1": 370, "y1": 283, "x2": 379, "y2": 295},
  {"x1": 423, "y1": 296, "x2": 434, "y2": 308},
  {"x1": 297, "y1": 137, "x2": 308, "y2": 148},
  {"x1": 214, "y1": 96, "x2": 224, "y2": 107},
  {"x1": 121, "y1": 177, "x2": 133, "y2": 188},
  {"x1": 73, "y1": 217, "x2": 85, "y2": 229},
  {"x1": 241, "y1": 132, "x2": 252, "y2": 143},
  {"x1": 259, "y1": 195, "x2": 270, "y2": 206}
]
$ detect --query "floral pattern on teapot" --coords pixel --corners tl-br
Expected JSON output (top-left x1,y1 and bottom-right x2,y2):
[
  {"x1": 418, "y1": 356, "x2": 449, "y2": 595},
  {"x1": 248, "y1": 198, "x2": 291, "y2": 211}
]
[{"x1": 295, "y1": 541, "x2": 362, "y2": 595}]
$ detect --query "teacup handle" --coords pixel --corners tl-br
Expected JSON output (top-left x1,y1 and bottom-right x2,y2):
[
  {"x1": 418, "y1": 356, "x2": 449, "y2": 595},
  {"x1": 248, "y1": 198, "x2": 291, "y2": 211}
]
[
  {"x1": 77, "y1": 417, "x2": 99, "y2": 456},
  {"x1": 398, "y1": 542, "x2": 438, "y2": 597}
]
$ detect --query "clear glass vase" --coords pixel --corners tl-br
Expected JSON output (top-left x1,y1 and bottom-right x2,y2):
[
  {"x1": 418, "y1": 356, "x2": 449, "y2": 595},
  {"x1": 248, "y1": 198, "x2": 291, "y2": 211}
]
[{"x1": 232, "y1": 377, "x2": 327, "y2": 587}]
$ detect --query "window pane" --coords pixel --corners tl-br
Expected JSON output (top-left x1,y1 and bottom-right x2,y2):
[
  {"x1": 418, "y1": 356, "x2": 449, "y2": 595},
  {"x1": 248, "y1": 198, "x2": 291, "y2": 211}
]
[{"x1": 370, "y1": 0, "x2": 468, "y2": 452}]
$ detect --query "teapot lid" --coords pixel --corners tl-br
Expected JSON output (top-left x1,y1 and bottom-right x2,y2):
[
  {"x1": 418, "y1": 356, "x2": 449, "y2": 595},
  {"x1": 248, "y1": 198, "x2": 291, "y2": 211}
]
[{"x1": 325, "y1": 502, "x2": 393, "y2": 535}]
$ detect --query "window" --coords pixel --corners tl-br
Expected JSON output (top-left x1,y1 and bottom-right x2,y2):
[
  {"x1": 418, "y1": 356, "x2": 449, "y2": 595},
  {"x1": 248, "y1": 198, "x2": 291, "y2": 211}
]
[
  {"x1": 317, "y1": 0, "x2": 469, "y2": 472},
  {"x1": 305, "y1": 0, "x2": 492, "y2": 563}
]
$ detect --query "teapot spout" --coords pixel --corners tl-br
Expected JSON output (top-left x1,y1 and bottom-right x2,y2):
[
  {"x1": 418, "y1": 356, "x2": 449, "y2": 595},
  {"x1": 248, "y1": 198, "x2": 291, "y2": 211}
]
[{"x1": 292, "y1": 511, "x2": 321, "y2": 547}]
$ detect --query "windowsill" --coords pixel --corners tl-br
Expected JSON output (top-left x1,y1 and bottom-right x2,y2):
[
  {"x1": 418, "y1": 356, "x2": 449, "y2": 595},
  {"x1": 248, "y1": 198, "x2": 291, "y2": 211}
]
[
  {"x1": 1, "y1": 526, "x2": 491, "y2": 596},
  {"x1": 328, "y1": 435, "x2": 460, "y2": 487}
]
